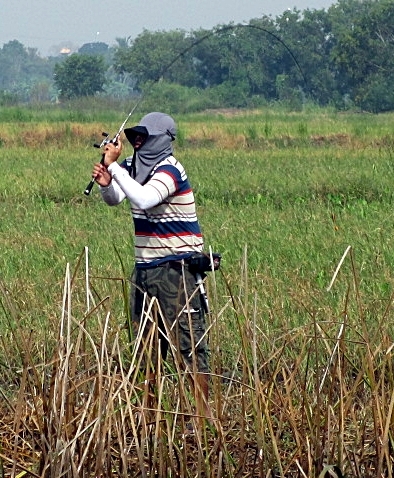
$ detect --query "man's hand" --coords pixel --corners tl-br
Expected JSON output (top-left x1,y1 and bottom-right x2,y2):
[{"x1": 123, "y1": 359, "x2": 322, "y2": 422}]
[
  {"x1": 103, "y1": 140, "x2": 122, "y2": 166},
  {"x1": 92, "y1": 162, "x2": 112, "y2": 187},
  {"x1": 91, "y1": 139, "x2": 123, "y2": 187}
]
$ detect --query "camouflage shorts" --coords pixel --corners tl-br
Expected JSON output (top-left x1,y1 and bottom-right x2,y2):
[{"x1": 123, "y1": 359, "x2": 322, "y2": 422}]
[{"x1": 130, "y1": 260, "x2": 209, "y2": 374}]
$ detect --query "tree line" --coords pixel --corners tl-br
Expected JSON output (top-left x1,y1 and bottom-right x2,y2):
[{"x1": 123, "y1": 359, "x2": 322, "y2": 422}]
[{"x1": 1, "y1": 0, "x2": 393, "y2": 113}]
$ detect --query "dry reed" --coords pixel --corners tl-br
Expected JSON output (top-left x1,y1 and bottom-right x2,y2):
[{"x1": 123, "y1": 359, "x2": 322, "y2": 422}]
[{"x1": 0, "y1": 246, "x2": 393, "y2": 477}]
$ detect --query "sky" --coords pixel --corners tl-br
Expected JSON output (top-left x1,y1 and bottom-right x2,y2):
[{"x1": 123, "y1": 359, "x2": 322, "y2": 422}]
[{"x1": 1, "y1": 0, "x2": 336, "y2": 57}]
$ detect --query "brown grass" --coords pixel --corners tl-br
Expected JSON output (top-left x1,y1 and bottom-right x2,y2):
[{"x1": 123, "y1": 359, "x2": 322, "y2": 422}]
[
  {"x1": 0, "y1": 122, "x2": 364, "y2": 151},
  {"x1": 0, "y1": 247, "x2": 393, "y2": 477}
]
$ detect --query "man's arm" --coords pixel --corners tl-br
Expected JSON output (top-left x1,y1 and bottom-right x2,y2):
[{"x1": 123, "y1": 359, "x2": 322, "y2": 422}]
[
  {"x1": 108, "y1": 162, "x2": 162, "y2": 209},
  {"x1": 99, "y1": 180, "x2": 127, "y2": 206}
]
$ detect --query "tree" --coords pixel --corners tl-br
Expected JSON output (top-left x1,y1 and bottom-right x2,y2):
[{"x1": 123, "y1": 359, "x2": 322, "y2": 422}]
[
  {"x1": 0, "y1": 40, "x2": 56, "y2": 102},
  {"x1": 113, "y1": 30, "x2": 200, "y2": 88},
  {"x1": 190, "y1": 27, "x2": 231, "y2": 88},
  {"x1": 330, "y1": 0, "x2": 394, "y2": 109},
  {"x1": 275, "y1": 8, "x2": 336, "y2": 105},
  {"x1": 54, "y1": 53, "x2": 106, "y2": 99},
  {"x1": 0, "y1": 40, "x2": 29, "y2": 90},
  {"x1": 78, "y1": 42, "x2": 109, "y2": 56}
]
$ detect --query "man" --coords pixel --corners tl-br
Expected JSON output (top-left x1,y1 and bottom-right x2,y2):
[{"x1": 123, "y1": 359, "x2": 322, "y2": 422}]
[{"x1": 92, "y1": 112, "x2": 211, "y2": 422}]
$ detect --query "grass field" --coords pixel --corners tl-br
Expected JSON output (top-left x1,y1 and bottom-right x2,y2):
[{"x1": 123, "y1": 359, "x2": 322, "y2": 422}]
[{"x1": 1, "y1": 103, "x2": 394, "y2": 476}]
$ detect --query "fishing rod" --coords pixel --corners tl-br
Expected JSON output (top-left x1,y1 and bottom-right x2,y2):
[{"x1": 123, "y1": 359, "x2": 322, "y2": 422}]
[
  {"x1": 83, "y1": 22, "x2": 308, "y2": 196},
  {"x1": 83, "y1": 99, "x2": 142, "y2": 195}
]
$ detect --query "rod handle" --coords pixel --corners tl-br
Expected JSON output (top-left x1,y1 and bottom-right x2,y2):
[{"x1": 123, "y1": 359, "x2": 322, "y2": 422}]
[
  {"x1": 83, "y1": 153, "x2": 106, "y2": 196},
  {"x1": 84, "y1": 178, "x2": 95, "y2": 196}
]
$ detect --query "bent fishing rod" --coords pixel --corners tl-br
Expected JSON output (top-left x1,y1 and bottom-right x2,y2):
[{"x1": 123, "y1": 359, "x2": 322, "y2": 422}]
[{"x1": 83, "y1": 22, "x2": 308, "y2": 196}]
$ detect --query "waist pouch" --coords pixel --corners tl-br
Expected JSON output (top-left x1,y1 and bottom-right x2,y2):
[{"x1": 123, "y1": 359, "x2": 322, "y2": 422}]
[
  {"x1": 187, "y1": 252, "x2": 221, "y2": 273},
  {"x1": 145, "y1": 252, "x2": 222, "y2": 273}
]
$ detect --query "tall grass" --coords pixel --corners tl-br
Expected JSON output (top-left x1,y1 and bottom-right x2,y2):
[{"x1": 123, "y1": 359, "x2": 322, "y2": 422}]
[{"x1": 1, "y1": 245, "x2": 394, "y2": 476}]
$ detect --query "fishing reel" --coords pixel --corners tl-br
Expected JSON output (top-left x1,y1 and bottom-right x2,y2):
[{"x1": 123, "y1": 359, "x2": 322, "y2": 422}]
[{"x1": 93, "y1": 132, "x2": 118, "y2": 149}]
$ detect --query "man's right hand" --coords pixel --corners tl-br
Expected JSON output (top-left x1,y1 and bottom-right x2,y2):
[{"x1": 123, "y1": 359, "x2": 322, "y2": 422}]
[{"x1": 92, "y1": 163, "x2": 112, "y2": 187}]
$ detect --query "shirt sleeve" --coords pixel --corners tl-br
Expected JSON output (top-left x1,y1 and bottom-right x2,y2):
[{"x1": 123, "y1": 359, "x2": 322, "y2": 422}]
[
  {"x1": 107, "y1": 162, "x2": 163, "y2": 209},
  {"x1": 99, "y1": 180, "x2": 126, "y2": 206}
]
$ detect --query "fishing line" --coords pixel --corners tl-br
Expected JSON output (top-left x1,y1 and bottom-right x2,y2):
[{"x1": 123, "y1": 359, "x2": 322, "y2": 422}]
[
  {"x1": 84, "y1": 22, "x2": 307, "y2": 195},
  {"x1": 153, "y1": 23, "x2": 308, "y2": 91}
]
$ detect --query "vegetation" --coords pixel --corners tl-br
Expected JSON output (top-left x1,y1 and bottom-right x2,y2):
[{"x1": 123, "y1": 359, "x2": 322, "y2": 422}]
[
  {"x1": 1, "y1": 0, "x2": 394, "y2": 111},
  {"x1": 0, "y1": 102, "x2": 394, "y2": 476},
  {"x1": 54, "y1": 54, "x2": 107, "y2": 100}
]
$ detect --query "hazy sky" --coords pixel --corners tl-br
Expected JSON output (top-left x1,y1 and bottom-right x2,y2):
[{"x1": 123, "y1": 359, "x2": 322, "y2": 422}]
[{"x1": 1, "y1": 0, "x2": 335, "y2": 56}]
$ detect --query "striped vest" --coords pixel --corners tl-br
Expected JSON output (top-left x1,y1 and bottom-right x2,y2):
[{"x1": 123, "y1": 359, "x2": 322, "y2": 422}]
[{"x1": 130, "y1": 156, "x2": 204, "y2": 263}]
